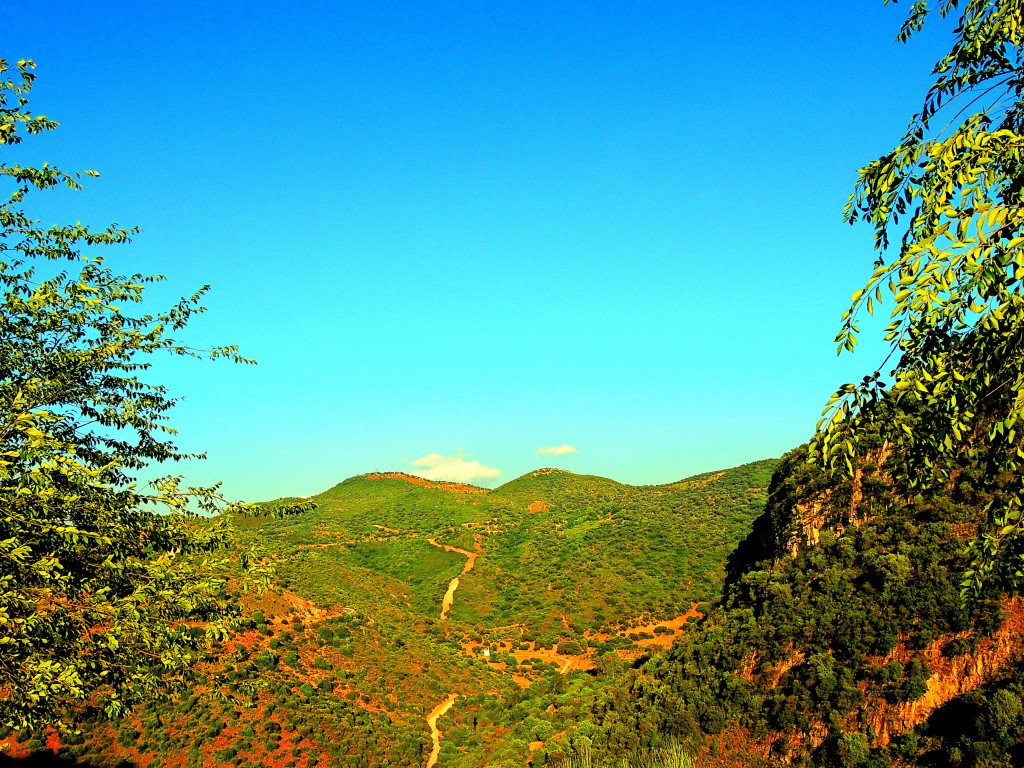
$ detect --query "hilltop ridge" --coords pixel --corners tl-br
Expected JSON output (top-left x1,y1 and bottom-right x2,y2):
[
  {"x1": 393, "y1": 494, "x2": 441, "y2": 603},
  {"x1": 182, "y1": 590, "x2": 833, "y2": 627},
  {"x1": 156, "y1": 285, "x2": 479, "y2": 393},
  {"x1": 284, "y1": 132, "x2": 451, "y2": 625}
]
[
  {"x1": 301, "y1": 459, "x2": 776, "y2": 503},
  {"x1": 362, "y1": 472, "x2": 487, "y2": 494}
]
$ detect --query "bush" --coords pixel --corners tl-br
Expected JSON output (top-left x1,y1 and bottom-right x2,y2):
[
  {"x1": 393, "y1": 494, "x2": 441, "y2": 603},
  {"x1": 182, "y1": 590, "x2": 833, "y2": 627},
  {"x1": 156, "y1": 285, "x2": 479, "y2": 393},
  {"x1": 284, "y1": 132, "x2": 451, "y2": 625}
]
[
  {"x1": 255, "y1": 651, "x2": 279, "y2": 670},
  {"x1": 556, "y1": 640, "x2": 585, "y2": 656}
]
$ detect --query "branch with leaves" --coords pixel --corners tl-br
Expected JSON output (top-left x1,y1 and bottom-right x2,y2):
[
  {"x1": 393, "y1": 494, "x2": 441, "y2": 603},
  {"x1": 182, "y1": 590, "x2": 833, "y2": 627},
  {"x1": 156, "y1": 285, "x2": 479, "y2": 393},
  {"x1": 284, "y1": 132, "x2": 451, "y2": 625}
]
[
  {"x1": 811, "y1": 2, "x2": 1024, "y2": 597},
  {"x1": 0, "y1": 59, "x2": 314, "y2": 732}
]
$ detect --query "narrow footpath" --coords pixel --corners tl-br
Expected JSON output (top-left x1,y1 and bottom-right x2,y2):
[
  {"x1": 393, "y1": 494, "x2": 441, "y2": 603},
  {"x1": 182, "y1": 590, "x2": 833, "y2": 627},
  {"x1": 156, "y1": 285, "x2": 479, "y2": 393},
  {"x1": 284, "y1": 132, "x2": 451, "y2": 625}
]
[
  {"x1": 425, "y1": 693, "x2": 458, "y2": 768},
  {"x1": 428, "y1": 538, "x2": 478, "y2": 621}
]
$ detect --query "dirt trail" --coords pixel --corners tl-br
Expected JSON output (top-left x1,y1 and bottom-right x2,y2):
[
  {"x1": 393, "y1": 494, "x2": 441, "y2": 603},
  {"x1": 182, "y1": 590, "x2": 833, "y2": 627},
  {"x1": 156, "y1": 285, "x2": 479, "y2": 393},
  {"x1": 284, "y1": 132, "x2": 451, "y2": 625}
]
[
  {"x1": 426, "y1": 693, "x2": 457, "y2": 768},
  {"x1": 510, "y1": 645, "x2": 595, "y2": 674},
  {"x1": 625, "y1": 604, "x2": 703, "y2": 649},
  {"x1": 428, "y1": 538, "x2": 478, "y2": 620}
]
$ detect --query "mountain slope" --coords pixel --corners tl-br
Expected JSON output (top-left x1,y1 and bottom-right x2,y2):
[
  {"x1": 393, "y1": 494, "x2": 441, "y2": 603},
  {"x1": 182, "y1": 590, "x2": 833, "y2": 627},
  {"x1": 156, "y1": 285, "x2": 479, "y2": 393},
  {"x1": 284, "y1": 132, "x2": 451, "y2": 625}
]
[
  {"x1": 1, "y1": 460, "x2": 776, "y2": 768},
  {"x1": 253, "y1": 460, "x2": 776, "y2": 643},
  {"x1": 581, "y1": 442, "x2": 1024, "y2": 767}
]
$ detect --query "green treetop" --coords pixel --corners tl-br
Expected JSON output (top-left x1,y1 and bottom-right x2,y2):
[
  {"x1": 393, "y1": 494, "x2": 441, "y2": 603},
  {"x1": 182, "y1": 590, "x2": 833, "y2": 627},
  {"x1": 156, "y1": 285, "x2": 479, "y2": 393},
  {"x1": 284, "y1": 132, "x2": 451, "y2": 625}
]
[
  {"x1": 813, "y1": 1, "x2": 1024, "y2": 596},
  {"x1": 0, "y1": 58, "x2": 281, "y2": 732}
]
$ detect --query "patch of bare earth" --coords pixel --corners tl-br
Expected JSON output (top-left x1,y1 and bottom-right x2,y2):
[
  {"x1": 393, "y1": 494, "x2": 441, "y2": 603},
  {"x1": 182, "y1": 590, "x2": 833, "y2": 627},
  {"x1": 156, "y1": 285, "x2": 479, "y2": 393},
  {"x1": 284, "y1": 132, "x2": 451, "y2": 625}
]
[
  {"x1": 599, "y1": 605, "x2": 704, "y2": 659},
  {"x1": 365, "y1": 472, "x2": 486, "y2": 494},
  {"x1": 239, "y1": 588, "x2": 335, "y2": 626},
  {"x1": 427, "y1": 538, "x2": 478, "y2": 621}
]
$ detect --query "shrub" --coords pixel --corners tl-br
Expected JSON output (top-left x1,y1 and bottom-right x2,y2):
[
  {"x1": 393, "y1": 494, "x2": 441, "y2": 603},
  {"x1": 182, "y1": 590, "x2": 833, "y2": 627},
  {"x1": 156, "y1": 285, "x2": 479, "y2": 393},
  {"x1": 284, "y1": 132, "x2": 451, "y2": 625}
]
[{"x1": 556, "y1": 640, "x2": 585, "y2": 656}]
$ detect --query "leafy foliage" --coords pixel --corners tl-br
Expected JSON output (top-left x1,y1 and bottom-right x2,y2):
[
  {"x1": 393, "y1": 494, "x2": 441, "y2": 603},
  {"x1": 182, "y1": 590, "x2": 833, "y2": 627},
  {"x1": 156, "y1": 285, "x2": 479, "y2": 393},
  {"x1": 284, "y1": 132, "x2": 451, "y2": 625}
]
[
  {"x1": 0, "y1": 58, "x2": 277, "y2": 731},
  {"x1": 813, "y1": 0, "x2": 1024, "y2": 596}
]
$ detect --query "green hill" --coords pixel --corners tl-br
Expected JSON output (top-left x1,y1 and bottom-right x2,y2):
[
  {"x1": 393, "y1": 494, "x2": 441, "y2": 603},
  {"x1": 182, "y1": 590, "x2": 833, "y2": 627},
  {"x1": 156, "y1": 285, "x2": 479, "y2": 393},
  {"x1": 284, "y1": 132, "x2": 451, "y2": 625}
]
[
  {"x1": 576, "y1": 438, "x2": 1024, "y2": 768},
  {"x1": 1, "y1": 460, "x2": 776, "y2": 768},
  {"x1": 256, "y1": 460, "x2": 776, "y2": 641}
]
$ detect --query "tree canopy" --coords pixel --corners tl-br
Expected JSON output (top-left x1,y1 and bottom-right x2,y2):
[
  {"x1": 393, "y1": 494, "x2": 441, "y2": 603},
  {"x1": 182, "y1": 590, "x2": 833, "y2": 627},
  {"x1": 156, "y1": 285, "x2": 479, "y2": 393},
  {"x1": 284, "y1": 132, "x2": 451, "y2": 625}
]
[
  {"x1": 0, "y1": 58, "x2": 278, "y2": 731},
  {"x1": 813, "y1": 0, "x2": 1024, "y2": 596}
]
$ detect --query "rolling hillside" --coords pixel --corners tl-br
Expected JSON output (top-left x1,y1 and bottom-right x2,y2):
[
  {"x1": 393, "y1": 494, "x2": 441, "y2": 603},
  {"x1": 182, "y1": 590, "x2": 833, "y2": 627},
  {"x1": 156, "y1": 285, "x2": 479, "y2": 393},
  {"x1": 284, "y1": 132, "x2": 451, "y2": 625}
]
[{"x1": 1, "y1": 460, "x2": 776, "y2": 768}]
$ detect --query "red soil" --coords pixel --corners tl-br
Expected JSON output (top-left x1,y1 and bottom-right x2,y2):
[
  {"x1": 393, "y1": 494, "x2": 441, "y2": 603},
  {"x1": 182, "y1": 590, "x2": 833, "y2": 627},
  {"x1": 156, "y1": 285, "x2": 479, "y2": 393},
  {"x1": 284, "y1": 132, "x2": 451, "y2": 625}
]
[
  {"x1": 624, "y1": 604, "x2": 704, "y2": 650},
  {"x1": 427, "y1": 538, "x2": 478, "y2": 620},
  {"x1": 365, "y1": 472, "x2": 486, "y2": 494}
]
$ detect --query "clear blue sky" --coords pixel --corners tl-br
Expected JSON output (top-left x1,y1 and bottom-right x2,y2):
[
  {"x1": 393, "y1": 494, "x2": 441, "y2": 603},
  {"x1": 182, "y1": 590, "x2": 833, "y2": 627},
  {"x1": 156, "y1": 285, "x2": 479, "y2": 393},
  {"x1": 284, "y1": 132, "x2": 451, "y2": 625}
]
[{"x1": 5, "y1": 2, "x2": 955, "y2": 498}]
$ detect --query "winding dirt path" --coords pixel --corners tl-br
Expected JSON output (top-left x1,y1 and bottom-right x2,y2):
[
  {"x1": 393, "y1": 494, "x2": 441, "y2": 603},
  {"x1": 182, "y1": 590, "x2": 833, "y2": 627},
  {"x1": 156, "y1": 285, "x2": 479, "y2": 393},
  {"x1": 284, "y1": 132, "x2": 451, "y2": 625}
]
[
  {"x1": 425, "y1": 693, "x2": 457, "y2": 768},
  {"x1": 428, "y1": 538, "x2": 478, "y2": 620}
]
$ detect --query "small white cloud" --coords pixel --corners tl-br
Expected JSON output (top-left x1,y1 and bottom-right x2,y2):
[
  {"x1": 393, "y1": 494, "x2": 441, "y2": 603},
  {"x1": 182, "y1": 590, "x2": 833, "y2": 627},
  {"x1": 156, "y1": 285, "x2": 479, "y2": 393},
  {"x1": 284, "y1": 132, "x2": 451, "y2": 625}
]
[
  {"x1": 536, "y1": 444, "x2": 578, "y2": 457},
  {"x1": 411, "y1": 453, "x2": 446, "y2": 469},
  {"x1": 410, "y1": 452, "x2": 501, "y2": 484}
]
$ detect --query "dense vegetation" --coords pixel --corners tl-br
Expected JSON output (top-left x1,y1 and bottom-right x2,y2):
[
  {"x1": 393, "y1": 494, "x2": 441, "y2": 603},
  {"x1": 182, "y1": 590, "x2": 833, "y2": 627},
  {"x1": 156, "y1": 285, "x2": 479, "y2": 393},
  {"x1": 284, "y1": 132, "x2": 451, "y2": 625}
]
[
  {"x1": 1, "y1": 461, "x2": 774, "y2": 767},
  {"x1": 577, "y1": 420, "x2": 1024, "y2": 766},
  {"x1": 9, "y1": 2, "x2": 1024, "y2": 767}
]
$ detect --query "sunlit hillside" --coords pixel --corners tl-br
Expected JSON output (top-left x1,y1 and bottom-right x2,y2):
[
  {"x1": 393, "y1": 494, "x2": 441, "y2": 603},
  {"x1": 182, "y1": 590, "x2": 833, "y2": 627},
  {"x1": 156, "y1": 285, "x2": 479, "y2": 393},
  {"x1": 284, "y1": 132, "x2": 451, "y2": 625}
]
[{"x1": 0, "y1": 461, "x2": 775, "y2": 768}]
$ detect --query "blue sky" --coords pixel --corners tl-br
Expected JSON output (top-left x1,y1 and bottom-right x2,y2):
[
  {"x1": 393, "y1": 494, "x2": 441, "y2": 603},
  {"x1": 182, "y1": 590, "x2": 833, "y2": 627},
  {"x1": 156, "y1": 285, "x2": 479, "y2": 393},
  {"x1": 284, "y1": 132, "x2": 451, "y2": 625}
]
[{"x1": 5, "y1": 2, "x2": 955, "y2": 498}]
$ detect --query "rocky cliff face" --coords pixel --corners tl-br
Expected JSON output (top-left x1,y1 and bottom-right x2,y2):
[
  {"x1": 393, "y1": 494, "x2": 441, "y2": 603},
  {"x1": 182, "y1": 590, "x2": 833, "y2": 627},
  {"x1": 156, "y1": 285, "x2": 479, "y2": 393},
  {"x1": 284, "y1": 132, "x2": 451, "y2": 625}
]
[
  {"x1": 695, "y1": 598, "x2": 1024, "y2": 767},
  {"x1": 725, "y1": 446, "x2": 862, "y2": 585},
  {"x1": 721, "y1": 442, "x2": 1023, "y2": 762},
  {"x1": 865, "y1": 596, "x2": 1024, "y2": 745},
  {"x1": 762, "y1": 444, "x2": 891, "y2": 560}
]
